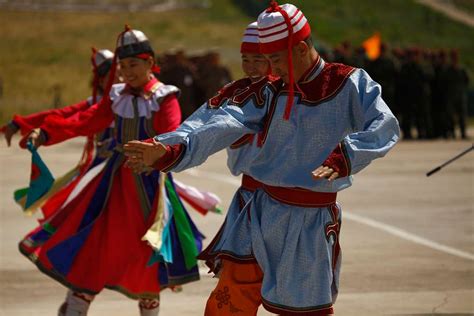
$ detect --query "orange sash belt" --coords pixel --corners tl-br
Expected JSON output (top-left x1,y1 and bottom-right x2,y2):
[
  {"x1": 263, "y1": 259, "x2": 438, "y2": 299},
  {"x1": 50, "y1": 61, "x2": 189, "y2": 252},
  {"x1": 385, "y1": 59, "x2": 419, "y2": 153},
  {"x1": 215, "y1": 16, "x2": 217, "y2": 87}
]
[{"x1": 241, "y1": 175, "x2": 337, "y2": 207}]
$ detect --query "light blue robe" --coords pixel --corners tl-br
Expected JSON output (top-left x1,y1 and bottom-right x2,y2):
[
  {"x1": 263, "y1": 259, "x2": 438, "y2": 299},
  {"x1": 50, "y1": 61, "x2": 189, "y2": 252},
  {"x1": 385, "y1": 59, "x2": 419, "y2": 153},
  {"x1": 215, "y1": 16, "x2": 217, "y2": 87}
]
[{"x1": 157, "y1": 59, "x2": 400, "y2": 312}]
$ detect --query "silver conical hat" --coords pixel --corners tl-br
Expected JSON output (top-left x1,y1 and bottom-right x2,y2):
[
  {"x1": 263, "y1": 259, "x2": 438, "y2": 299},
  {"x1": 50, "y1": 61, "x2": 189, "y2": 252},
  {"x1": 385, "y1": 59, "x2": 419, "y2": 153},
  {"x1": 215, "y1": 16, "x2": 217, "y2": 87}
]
[
  {"x1": 116, "y1": 29, "x2": 154, "y2": 59},
  {"x1": 95, "y1": 49, "x2": 114, "y2": 67},
  {"x1": 93, "y1": 49, "x2": 114, "y2": 76}
]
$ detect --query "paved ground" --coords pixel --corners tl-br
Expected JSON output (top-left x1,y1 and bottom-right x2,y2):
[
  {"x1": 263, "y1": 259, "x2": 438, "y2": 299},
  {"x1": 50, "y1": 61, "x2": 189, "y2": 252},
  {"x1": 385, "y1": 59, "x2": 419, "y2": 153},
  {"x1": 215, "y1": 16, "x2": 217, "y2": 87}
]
[{"x1": 0, "y1": 134, "x2": 473, "y2": 315}]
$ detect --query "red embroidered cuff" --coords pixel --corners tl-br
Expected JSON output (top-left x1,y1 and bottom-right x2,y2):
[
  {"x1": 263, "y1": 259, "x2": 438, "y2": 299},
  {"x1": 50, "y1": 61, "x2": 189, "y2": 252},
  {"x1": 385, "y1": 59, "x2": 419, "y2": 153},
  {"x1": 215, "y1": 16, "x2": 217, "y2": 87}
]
[
  {"x1": 322, "y1": 142, "x2": 351, "y2": 178},
  {"x1": 143, "y1": 137, "x2": 156, "y2": 144},
  {"x1": 8, "y1": 121, "x2": 20, "y2": 133},
  {"x1": 152, "y1": 143, "x2": 186, "y2": 172}
]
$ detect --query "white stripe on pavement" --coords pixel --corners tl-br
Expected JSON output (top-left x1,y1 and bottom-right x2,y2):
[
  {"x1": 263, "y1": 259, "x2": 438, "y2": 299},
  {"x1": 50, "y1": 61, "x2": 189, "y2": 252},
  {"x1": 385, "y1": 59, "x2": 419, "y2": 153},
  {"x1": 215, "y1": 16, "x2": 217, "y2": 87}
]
[
  {"x1": 184, "y1": 168, "x2": 474, "y2": 261},
  {"x1": 344, "y1": 212, "x2": 474, "y2": 261}
]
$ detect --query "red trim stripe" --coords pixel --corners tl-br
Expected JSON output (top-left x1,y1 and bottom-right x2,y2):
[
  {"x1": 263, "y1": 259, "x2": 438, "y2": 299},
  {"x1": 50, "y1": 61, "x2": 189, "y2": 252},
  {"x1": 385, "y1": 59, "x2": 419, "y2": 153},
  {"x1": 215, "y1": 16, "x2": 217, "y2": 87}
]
[
  {"x1": 241, "y1": 175, "x2": 336, "y2": 207},
  {"x1": 259, "y1": 23, "x2": 311, "y2": 54},
  {"x1": 259, "y1": 14, "x2": 305, "y2": 39},
  {"x1": 258, "y1": 9, "x2": 300, "y2": 32}
]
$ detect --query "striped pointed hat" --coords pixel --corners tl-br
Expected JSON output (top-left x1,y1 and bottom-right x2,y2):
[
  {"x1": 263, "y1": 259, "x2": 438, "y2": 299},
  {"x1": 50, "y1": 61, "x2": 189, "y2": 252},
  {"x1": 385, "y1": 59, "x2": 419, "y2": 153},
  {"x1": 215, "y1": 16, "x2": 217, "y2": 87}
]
[
  {"x1": 258, "y1": 1, "x2": 311, "y2": 120},
  {"x1": 240, "y1": 22, "x2": 260, "y2": 54},
  {"x1": 257, "y1": 2, "x2": 311, "y2": 54}
]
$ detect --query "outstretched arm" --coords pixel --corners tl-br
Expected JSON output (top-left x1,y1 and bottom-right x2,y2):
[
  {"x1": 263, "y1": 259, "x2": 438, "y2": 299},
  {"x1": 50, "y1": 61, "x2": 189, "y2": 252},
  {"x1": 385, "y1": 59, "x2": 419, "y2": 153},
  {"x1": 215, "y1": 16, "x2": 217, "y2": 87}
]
[
  {"x1": 125, "y1": 78, "x2": 272, "y2": 173},
  {"x1": 125, "y1": 103, "x2": 265, "y2": 172},
  {"x1": 1, "y1": 99, "x2": 91, "y2": 146},
  {"x1": 22, "y1": 97, "x2": 114, "y2": 148}
]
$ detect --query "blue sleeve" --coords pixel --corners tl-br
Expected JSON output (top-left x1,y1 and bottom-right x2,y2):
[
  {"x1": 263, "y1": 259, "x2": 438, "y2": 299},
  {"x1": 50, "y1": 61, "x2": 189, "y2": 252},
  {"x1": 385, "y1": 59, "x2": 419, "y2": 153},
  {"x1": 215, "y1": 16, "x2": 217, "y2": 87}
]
[
  {"x1": 157, "y1": 102, "x2": 215, "y2": 145},
  {"x1": 156, "y1": 96, "x2": 269, "y2": 172},
  {"x1": 343, "y1": 69, "x2": 400, "y2": 174}
]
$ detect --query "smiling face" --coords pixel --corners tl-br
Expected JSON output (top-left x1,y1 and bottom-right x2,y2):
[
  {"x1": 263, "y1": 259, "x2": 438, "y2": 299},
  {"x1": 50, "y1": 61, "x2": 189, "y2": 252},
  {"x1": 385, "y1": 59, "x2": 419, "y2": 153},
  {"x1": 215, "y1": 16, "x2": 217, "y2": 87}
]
[
  {"x1": 118, "y1": 56, "x2": 153, "y2": 88},
  {"x1": 264, "y1": 40, "x2": 314, "y2": 84},
  {"x1": 264, "y1": 50, "x2": 289, "y2": 83},
  {"x1": 241, "y1": 53, "x2": 270, "y2": 82}
]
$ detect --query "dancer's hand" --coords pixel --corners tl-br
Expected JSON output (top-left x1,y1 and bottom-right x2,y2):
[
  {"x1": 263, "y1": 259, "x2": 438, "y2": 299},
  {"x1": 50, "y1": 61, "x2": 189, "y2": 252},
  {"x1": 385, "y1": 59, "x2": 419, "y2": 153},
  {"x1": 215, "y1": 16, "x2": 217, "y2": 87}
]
[
  {"x1": 311, "y1": 165, "x2": 339, "y2": 181},
  {"x1": 0, "y1": 124, "x2": 17, "y2": 147},
  {"x1": 27, "y1": 128, "x2": 44, "y2": 148},
  {"x1": 124, "y1": 140, "x2": 167, "y2": 167}
]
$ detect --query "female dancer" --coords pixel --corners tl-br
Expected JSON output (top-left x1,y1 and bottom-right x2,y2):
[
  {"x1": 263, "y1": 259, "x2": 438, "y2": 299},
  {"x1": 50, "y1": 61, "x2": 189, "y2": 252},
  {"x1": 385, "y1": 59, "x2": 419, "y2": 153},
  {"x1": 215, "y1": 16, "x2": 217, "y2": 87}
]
[
  {"x1": 21, "y1": 27, "x2": 203, "y2": 316},
  {"x1": 1, "y1": 48, "x2": 116, "y2": 217}
]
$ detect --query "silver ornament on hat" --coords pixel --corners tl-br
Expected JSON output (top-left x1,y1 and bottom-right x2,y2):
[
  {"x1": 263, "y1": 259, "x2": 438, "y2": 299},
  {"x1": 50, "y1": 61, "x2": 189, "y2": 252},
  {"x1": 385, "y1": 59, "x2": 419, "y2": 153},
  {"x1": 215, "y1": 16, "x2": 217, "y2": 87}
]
[
  {"x1": 93, "y1": 49, "x2": 114, "y2": 77},
  {"x1": 95, "y1": 49, "x2": 114, "y2": 67},
  {"x1": 117, "y1": 29, "x2": 149, "y2": 47},
  {"x1": 116, "y1": 28, "x2": 154, "y2": 59}
]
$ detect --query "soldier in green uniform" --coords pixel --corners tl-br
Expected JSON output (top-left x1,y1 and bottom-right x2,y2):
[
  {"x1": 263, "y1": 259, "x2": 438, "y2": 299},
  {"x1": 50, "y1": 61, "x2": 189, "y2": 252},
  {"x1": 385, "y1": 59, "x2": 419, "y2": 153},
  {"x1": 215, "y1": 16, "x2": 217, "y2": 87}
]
[
  {"x1": 367, "y1": 43, "x2": 399, "y2": 119},
  {"x1": 398, "y1": 48, "x2": 432, "y2": 139},
  {"x1": 445, "y1": 49, "x2": 470, "y2": 139},
  {"x1": 431, "y1": 50, "x2": 451, "y2": 138}
]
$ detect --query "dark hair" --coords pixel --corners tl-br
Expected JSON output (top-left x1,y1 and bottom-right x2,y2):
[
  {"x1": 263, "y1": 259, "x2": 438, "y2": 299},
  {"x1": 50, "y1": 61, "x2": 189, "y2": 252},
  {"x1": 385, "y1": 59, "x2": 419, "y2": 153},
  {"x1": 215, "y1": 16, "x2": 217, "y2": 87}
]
[
  {"x1": 97, "y1": 59, "x2": 113, "y2": 77},
  {"x1": 304, "y1": 36, "x2": 314, "y2": 48}
]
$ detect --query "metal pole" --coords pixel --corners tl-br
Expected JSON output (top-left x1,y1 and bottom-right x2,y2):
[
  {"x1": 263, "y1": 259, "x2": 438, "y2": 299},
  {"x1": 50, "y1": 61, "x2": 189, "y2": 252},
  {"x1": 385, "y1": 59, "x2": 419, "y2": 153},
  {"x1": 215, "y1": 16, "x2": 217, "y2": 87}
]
[{"x1": 426, "y1": 144, "x2": 474, "y2": 177}]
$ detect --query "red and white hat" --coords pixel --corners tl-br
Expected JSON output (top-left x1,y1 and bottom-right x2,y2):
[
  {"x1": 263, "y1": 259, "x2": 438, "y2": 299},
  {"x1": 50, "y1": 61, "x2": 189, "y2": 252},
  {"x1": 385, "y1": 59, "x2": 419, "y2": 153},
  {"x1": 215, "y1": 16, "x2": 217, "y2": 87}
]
[
  {"x1": 240, "y1": 22, "x2": 260, "y2": 54},
  {"x1": 257, "y1": 2, "x2": 311, "y2": 54},
  {"x1": 257, "y1": 1, "x2": 311, "y2": 120}
]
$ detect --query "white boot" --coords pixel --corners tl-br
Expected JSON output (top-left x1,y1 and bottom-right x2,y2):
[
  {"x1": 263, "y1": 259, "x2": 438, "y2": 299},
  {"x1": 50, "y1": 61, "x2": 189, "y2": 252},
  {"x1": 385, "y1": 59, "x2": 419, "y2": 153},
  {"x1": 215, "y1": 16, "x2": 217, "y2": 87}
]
[
  {"x1": 138, "y1": 298, "x2": 160, "y2": 316},
  {"x1": 57, "y1": 290, "x2": 94, "y2": 316}
]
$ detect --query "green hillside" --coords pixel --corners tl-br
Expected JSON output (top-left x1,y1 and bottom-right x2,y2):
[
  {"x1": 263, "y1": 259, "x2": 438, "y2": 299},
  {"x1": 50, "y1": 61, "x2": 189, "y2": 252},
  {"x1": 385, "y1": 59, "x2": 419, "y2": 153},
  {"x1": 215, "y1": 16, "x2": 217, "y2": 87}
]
[{"x1": 0, "y1": 0, "x2": 473, "y2": 122}]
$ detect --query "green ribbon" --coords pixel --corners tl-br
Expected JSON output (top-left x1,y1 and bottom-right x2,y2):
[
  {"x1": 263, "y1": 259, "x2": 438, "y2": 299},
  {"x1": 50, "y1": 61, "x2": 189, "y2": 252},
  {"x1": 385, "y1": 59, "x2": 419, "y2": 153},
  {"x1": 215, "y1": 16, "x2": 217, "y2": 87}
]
[{"x1": 165, "y1": 177, "x2": 198, "y2": 271}]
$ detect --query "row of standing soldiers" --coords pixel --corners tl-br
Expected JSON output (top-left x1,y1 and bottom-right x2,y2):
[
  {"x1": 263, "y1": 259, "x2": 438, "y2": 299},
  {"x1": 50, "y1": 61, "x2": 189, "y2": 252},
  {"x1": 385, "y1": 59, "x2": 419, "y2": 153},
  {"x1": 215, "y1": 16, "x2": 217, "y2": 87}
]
[{"x1": 328, "y1": 42, "x2": 470, "y2": 140}]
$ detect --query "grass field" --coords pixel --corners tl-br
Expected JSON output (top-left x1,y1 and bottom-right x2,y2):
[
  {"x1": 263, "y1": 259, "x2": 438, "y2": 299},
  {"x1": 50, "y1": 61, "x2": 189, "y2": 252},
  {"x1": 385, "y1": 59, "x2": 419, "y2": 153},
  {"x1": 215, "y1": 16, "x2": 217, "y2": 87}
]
[{"x1": 0, "y1": 0, "x2": 473, "y2": 123}]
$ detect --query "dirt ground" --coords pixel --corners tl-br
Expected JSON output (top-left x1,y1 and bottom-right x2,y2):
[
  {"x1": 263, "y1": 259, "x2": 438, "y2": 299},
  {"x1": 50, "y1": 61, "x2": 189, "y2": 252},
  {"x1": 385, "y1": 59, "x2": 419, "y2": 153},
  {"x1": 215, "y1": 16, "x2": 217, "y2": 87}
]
[{"x1": 0, "y1": 134, "x2": 473, "y2": 315}]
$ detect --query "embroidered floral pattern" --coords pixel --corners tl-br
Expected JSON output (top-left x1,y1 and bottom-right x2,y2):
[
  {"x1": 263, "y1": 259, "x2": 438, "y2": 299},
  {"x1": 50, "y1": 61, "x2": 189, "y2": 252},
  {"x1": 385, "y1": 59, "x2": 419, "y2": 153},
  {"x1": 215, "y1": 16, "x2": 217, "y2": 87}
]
[
  {"x1": 216, "y1": 286, "x2": 231, "y2": 308},
  {"x1": 214, "y1": 286, "x2": 244, "y2": 313}
]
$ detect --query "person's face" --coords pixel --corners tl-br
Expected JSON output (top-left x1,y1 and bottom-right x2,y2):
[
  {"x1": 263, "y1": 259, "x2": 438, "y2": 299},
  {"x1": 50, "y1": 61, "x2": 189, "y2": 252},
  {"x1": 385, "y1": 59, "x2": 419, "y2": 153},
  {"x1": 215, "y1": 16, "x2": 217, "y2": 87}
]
[
  {"x1": 119, "y1": 57, "x2": 153, "y2": 88},
  {"x1": 264, "y1": 50, "x2": 289, "y2": 83},
  {"x1": 241, "y1": 53, "x2": 269, "y2": 82},
  {"x1": 264, "y1": 41, "x2": 310, "y2": 84}
]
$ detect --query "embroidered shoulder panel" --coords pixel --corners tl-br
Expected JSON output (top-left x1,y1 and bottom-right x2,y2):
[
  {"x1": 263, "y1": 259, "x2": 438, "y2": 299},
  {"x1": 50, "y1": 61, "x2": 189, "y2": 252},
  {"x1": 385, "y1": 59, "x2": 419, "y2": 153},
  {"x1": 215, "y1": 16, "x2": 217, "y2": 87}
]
[
  {"x1": 298, "y1": 63, "x2": 355, "y2": 106},
  {"x1": 207, "y1": 78, "x2": 252, "y2": 109},
  {"x1": 152, "y1": 83, "x2": 180, "y2": 104},
  {"x1": 208, "y1": 76, "x2": 280, "y2": 109}
]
